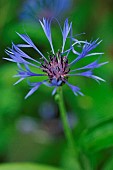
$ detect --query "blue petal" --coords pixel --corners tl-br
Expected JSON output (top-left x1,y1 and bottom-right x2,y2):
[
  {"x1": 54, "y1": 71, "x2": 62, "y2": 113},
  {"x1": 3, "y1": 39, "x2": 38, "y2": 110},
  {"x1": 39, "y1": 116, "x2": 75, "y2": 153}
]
[
  {"x1": 14, "y1": 78, "x2": 24, "y2": 85},
  {"x1": 25, "y1": 82, "x2": 42, "y2": 99},
  {"x1": 65, "y1": 81, "x2": 84, "y2": 96},
  {"x1": 16, "y1": 32, "x2": 35, "y2": 47},
  {"x1": 70, "y1": 39, "x2": 102, "y2": 66},
  {"x1": 16, "y1": 32, "x2": 48, "y2": 62},
  {"x1": 70, "y1": 60, "x2": 108, "y2": 72},
  {"x1": 51, "y1": 79, "x2": 62, "y2": 86},
  {"x1": 17, "y1": 70, "x2": 47, "y2": 78},
  {"x1": 39, "y1": 18, "x2": 54, "y2": 54},
  {"x1": 13, "y1": 43, "x2": 41, "y2": 64},
  {"x1": 43, "y1": 82, "x2": 54, "y2": 87},
  {"x1": 15, "y1": 63, "x2": 47, "y2": 79},
  {"x1": 62, "y1": 18, "x2": 72, "y2": 52},
  {"x1": 68, "y1": 70, "x2": 105, "y2": 83},
  {"x1": 5, "y1": 47, "x2": 41, "y2": 68},
  {"x1": 25, "y1": 80, "x2": 47, "y2": 99},
  {"x1": 52, "y1": 87, "x2": 58, "y2": 95}
]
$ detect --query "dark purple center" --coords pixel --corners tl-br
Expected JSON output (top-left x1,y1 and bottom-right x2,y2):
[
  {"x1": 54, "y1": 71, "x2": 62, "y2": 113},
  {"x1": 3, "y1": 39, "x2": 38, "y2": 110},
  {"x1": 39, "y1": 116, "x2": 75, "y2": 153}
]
[{"x1": 41, "y1": 52, "x2": 70, "y2": 84}]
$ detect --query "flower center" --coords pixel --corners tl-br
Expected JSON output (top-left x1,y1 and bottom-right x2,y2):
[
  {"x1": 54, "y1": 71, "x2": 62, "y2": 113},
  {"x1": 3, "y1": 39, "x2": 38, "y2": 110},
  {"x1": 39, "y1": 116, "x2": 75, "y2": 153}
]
[{"x1": 41, "y1": 52, "x2": 70, "y2": 84}]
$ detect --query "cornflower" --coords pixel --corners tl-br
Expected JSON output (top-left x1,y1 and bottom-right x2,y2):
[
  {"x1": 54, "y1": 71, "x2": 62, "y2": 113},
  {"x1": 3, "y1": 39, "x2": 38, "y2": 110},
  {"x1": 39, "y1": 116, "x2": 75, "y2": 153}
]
[
  {"x1": 20, "y1": 0, "x2": 72, "y2": 20},
  {"x1": 4, "y1": 18, "x2": 107, "y2": 99}
]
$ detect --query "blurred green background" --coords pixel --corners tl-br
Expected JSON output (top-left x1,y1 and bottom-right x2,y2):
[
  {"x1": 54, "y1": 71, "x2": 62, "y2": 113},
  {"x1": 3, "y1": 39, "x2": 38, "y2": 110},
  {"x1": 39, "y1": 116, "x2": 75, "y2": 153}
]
[{"x1": 0, "y1": 0, "x2": 113, "y2": 169}]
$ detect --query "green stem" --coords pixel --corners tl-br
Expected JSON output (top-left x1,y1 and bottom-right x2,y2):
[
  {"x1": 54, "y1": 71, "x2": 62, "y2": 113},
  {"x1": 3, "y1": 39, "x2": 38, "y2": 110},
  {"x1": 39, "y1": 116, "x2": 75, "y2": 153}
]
[
  {"x1": 56, "y1": 87, "x2": 82, "y2": 170},
  {"x1": 56, "y1": 87, "x2": 75, "y2": 152}
]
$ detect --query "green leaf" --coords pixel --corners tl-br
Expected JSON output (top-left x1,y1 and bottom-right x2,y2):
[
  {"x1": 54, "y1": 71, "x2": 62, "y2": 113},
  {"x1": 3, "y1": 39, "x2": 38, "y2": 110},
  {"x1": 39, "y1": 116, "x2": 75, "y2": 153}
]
[
  {"x1": 61, "y1": 148, "x2": 82, "y2": 170},
  {"x1": 79, "y1": 119, "x2": 113, "y2": 153},
  {"x1": 0, "y1": 163, "x2": 62, "y2": 170},
  {"x1": 104, "y1": 156, "x2": 113, "y2": 170}
]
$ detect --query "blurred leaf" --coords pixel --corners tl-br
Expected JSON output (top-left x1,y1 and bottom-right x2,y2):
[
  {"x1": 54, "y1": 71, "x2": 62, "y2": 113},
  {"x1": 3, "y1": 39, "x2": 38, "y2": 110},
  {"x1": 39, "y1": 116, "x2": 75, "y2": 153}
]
[
  {"x1": 61, "y1": 148, "x2": 82, "y2": 170},
  {"x1": 79, "y1": 119, "x2": 113, "y2": 153},
  {"x1": 0, "y1": 163, "x2": 62, "y2": 170},
  {"x1": 0, "y1": 125, "x2": 14, "y2": 154},
  {"x1": 104, "y1": 156, "x2": 113, "y2": 170},
  {"x1": 0, "y1": 64, "x2": 23, "y2": 117}
]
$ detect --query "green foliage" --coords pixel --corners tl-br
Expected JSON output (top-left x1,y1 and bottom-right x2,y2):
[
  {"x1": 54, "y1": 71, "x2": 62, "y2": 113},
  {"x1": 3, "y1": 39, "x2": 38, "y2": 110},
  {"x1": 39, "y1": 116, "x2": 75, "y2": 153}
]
[
  {"x1": 79, "y1": 119, "x2": 113, "y2": 153},
  {"x1": 104, "y1": 157, "x2": 113, "y2": 170},
  {"x1": 0, "y1": 163, "x2": 62, "y2": 170}
]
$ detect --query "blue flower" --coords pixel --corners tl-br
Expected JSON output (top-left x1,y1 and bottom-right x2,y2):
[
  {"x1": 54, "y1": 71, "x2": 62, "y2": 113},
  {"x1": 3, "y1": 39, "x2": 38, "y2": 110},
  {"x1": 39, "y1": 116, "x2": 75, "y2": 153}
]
[
  {"x1": 20, "y1": 0, "x2": 73, "y2": 21},
  {"x1": 4, "y1": 18, "x2": 108, "y2": 99}
]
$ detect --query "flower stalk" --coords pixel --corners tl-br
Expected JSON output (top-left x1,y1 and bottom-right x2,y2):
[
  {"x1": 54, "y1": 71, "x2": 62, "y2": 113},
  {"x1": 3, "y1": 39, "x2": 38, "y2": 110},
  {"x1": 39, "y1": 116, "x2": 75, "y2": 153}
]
[
  {"x1": 56, "y1": 87, "x2": 82, "y2": 170},
  {"x1": 56, "y1": 87, "x2": 75, "y2": 150}
]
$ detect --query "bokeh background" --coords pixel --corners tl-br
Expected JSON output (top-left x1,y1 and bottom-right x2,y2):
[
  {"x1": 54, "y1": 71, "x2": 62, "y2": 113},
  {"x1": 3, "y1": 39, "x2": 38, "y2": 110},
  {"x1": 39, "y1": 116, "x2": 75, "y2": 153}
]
[{"x1": 0, "y1": 0, "x2": 113, "y2": 169}]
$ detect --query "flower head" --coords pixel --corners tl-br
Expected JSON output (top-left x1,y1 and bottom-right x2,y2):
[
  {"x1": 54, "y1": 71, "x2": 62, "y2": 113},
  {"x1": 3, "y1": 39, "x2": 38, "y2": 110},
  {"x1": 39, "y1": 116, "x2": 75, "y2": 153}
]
[
  {"x1": 20, "y1": 0, "x2": 73, "y2": 21},
  {"x1": 4, "y1": 18, "x2": 107, "y2": 98}
]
